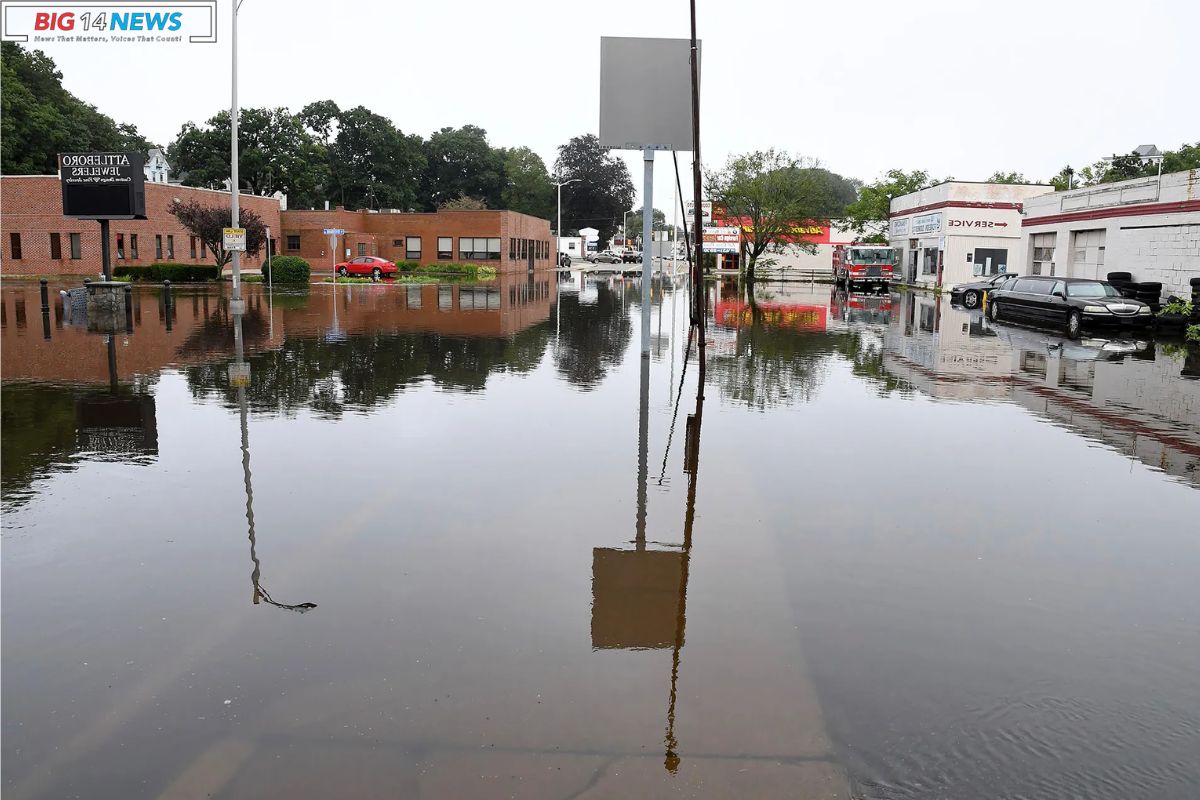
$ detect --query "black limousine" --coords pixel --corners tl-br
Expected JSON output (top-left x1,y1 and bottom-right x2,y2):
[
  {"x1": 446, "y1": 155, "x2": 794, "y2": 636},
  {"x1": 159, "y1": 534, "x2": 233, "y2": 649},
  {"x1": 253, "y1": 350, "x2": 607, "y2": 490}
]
[{"x1": 986, "y1": 276, "x2": 1152, "y2": 338}]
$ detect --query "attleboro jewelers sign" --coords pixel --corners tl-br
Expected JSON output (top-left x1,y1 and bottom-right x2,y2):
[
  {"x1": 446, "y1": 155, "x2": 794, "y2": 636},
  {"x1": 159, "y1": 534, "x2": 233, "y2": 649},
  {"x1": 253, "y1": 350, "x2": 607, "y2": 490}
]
[{"x1": 60, "y1": 152, "x2": 146, "y2": 219}]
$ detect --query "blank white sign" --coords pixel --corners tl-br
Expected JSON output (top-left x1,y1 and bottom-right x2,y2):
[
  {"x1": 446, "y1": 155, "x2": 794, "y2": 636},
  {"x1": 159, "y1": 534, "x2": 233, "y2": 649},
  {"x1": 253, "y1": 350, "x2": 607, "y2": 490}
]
[{"x1": 599, "y1": 37, "x2": 699, "y2": 151}]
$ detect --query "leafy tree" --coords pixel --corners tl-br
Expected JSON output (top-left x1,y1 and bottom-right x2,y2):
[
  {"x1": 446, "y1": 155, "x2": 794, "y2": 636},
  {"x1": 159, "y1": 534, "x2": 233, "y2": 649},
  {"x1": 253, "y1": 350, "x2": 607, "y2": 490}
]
[
  {"x1": 298, "y1": 99, "x2": 342, "y2": 147},
  {"x1": 987, "y1": 171, "x2": 1028, "y2": 184},
  {"x1": 802, "y1": 168, "x2": 860, "y2": 215},
  {"x1": 440, "y1": 195, "x2": 489, "y2": 210},
  {"x1": 622, "y1": 208, "x2": 670, "y2": 242},
  {"x1": 168, "y1": 107, "x2": 328, "y2": 207},
  {"x1": 421, "y1": 125, "x2": 505, "y2": 210},
  {"x1": 554, "y1": 134, "x2": 635, "y2": 244},
  {"x1": 1161, "y1": 142, "x2": 1200, "y2": 173},
  {"x1": 168, "y1": 199, "x2": 266, "y2": 268},
  {"x1": 844, "y1": 168, "x2": 944, "y2": 242},
  {"x1": 1048, "y1": 166, "x2": 1076, "y2": 191},
  {"x1": 326, "y1": 106, "x2": 426, "y2": 210},
  {"x1": 1, "y1": 42, "x2": 153, "y2": 174},
  {"x1": 706, "y1": 149, "x2": 838, "y2": 279},
  {"x1": 499, "y1": 146, "x2": 555, "y2": 219}
]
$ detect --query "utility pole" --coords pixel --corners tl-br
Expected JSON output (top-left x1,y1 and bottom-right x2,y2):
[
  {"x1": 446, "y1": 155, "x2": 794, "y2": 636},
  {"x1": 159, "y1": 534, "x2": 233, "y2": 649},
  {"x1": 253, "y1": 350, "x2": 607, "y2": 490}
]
[
  {"x1": 229, "y1": 0, "x2": 243, "y2": 308},
  {"x1": 556, "y1": 177, "x2": 580, "y2": 264},
  {"x1": 689, "y1": 0, "x2": 705, "y2": 350}
]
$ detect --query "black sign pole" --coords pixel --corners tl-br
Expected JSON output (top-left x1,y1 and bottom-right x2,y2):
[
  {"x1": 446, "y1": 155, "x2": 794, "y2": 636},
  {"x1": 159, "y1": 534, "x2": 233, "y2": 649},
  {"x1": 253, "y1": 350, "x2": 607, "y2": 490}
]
[{"x1": 99, "y1": 219, "x2": 111, "y2": 280}]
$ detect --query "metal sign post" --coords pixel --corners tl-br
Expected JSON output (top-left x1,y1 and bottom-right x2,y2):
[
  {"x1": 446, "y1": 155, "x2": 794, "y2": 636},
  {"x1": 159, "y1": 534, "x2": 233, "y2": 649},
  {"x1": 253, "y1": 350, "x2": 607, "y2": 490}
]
[
  {"x1": 642, "y1": 148, "x2": 654, "y2": 356},
  {"x1": 323, "y1": 228, "x2": 345, "y2": 282}
]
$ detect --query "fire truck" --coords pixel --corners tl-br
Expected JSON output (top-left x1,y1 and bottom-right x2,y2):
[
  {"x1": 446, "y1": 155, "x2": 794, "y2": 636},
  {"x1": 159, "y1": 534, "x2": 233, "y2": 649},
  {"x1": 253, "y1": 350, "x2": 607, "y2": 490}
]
[{"x1": 832, "y1": 244, "x2": 898, "y2": 291}]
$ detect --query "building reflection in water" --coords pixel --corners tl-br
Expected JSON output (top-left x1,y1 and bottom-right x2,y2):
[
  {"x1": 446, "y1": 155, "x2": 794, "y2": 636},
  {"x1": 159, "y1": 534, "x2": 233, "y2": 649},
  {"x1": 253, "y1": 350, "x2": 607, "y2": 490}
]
[
  {"x1": 883, "y1": 291, "x2": 1200, "y2": 487},
  {"x1": 590, "y1": 325, "x2": 705, "y2": 774}
]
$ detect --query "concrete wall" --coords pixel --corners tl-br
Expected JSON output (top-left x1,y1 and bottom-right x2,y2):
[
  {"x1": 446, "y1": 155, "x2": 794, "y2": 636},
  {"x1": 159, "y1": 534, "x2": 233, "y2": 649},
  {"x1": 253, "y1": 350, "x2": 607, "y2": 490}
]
[{"x1": 1021, "y1": 170, "x2": 1200, "y2": 298}]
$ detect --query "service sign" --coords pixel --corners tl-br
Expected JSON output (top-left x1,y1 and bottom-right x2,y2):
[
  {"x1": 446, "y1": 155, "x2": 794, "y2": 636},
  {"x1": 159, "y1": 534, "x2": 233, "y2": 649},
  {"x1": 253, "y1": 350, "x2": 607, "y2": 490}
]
[
  {"x1": 59, "y1": 151, "x2": 146, "y2": 219},
  {"x1": 702, "y1": 226, "x2": 741, "y2": 253},
  {"x1": 223, "y1": 227, "x2": 247, "y2": 252}
]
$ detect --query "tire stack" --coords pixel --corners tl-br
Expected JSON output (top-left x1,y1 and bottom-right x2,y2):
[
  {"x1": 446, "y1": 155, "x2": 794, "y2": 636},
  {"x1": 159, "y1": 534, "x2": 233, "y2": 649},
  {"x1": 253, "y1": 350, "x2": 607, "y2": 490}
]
[{"x1": 1107, "y1": 272, "x2": 1162, "y2": 312}]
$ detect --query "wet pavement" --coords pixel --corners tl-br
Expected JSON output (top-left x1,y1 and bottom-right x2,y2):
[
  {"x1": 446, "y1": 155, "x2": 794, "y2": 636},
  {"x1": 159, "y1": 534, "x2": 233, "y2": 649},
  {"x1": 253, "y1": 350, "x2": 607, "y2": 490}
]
[{"x1": 3, "y1": 276, "x2": 1199, "y2": 799}]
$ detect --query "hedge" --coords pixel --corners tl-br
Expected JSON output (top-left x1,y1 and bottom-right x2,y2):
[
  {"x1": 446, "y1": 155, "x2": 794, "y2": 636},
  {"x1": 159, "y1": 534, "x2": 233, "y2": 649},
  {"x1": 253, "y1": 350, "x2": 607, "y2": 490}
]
[
  {"x1": 263, "y1": 255, "x2": 311, "y2": 284},
  {"x1": 394, "y1": 261, "x2": 497, "y2": 279},
  {"x1": 113, "y1": 263, "x2": 220, "y2": 282}
]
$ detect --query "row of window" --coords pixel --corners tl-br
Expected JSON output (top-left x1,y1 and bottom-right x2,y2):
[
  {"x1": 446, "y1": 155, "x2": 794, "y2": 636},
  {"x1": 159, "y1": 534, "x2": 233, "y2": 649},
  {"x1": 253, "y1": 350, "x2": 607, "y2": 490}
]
[
  {"x1": 6, "y1": 232, "x2": 239, "y2": 262},
  {"x1": 283, "y1": 234, "x2": 550, "y2": 262}
]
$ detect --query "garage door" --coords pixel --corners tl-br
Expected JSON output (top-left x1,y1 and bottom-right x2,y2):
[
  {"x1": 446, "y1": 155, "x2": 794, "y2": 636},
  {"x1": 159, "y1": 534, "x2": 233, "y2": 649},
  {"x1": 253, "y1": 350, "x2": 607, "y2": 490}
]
[{"x1": 1070, "y1": 229, "x2": 1106, "y2": 280}]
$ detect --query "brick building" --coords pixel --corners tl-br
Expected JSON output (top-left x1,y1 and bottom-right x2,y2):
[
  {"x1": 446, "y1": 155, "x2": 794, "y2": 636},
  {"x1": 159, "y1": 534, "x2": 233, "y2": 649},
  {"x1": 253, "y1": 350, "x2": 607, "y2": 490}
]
[
  {"x1": 1, "y1": 176, "x2": 283, "y2": 277},
  {"x1": 279, "y1": 207, "x2": 553, "y2": 276}
]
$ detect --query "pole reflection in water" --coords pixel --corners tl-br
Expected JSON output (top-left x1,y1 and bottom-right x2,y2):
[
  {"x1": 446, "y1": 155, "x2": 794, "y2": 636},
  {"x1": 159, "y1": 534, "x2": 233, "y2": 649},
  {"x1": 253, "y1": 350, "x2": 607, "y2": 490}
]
[
  {"x1": 591, "y1": 323, "x2": 705, "y2": 775},
  {"x1": 233, "y1": 308, "x2": 317, "y2": 613},
  {"x1": 664, "y1": 337, "x2": 703, "y2": 774}
]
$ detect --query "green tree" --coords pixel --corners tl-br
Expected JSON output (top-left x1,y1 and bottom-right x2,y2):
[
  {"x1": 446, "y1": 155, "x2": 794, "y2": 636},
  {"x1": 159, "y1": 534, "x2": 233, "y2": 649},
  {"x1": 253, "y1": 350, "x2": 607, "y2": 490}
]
[
  {"x1": 168, "y1": 108, "x2": 328, "y2": 207},
  {"x1": 169, "y1": 199, "x2": 266, "y2": 268},
  {"x1": 706, "y1": 150, "x2": 838, "y2": 280},
  {"x1": 621, "y1": 208, "x2": 673, "y2": 243},
  {"x1": 440, "y1": 195, "x2": 489, "y2": 210},
  {"x1": 554, "y1": 134, "x2": 636, "y2": 244},
  {"x1": 844, "y1": 168, "x2": 943, "y2": 242},
  {"x1": 986, "y1": 171, "x2": 1028, "y2": 184},
  {"x1": 1, "y1": 42, "x2": 153, "y2": 174},
  {"x1": 499, "y1": 146, "x2": 555, "y2": 219},
  {"x1": 326, "y1": 106, "x2": 426, "y2": 210},
  {"x1": 1161, "y1": 142, "x2": 1200, "y2": 173},
  {"x1": 803, "y1": 168, "x2": 860, "y2": 215},
  {"x1": 421, "y1": 125, "x2": 505, "y2": 210}
]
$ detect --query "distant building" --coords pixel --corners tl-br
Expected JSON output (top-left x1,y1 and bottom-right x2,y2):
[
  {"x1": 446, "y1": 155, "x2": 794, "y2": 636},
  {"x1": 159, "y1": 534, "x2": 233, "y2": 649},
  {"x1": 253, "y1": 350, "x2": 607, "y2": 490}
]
[
  {"x1": 1021, "y1": 169, "x2": 1200, "y2": 298},
  {"x1": 279, "y1": 206, "x2": 553, "y2": 276},
  {"x1": 889, "y1": 181, "x2": 1052, "y2": 289},
  {"x1": 144, "y1": 148, "x2": 171, "y2": 184}
]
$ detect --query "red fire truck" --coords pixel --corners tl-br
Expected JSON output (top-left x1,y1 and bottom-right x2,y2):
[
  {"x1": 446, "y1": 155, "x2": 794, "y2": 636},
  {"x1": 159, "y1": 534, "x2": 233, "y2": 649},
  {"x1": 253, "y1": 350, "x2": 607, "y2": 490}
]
[{"x1": 832, "y1": 244, "x2": 898, "y2": 291}]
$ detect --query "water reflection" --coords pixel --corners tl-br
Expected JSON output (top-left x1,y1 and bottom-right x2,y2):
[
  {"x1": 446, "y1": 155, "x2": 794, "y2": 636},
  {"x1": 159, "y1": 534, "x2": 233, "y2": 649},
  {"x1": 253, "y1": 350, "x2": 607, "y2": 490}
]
[{"x1": 883, "y1": 291, "x2": 1200, "y2": 487}]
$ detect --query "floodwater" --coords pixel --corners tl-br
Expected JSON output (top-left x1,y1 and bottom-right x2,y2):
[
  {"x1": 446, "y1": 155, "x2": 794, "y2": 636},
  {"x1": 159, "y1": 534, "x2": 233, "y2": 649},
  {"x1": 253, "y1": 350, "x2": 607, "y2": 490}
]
[{"x1": 2, "y1": 275, "x2": 1199, "y2": 799}]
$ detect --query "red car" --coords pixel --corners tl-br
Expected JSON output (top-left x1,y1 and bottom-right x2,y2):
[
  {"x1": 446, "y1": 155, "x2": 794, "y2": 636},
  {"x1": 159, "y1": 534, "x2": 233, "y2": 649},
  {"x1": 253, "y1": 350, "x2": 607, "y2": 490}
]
[{"x1": 335, "y1": 256, "x2": 397, "y2": 278}]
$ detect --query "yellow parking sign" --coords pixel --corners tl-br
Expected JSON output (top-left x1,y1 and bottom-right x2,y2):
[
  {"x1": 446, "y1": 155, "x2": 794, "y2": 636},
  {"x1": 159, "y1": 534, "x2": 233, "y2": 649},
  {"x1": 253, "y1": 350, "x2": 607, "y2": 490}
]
[{"x1": 223, "y1": 227, "x2": 247, "y2": 252}]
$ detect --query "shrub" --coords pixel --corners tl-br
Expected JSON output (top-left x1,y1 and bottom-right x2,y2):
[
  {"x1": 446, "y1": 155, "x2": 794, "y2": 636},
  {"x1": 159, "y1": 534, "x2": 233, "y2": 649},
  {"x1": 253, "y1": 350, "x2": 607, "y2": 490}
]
[
  {"x1": 263, "y1": 255, "x2": 310, "y2": 284},
  {"x1": 1187, "y1": 324, "x2": 1200, "y2": 344},
  {"x1": 394, "y1": 261, "x2": 497, "y2": 278},
  {"x1": 113, "y1": 263, "x2": 220, "y2": 282},
  {"x1": 394, "y1": 260, "x2": 421, "y2": 272},
  {"x1": 1159, "y1": 298, "x2": 1193, "y2": 317}
]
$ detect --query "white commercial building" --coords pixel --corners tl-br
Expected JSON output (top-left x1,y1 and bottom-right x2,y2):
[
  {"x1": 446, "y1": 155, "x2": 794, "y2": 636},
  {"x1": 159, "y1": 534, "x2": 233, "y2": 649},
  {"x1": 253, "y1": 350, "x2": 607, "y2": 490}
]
[
  {"x1": 1020, "y1": 169, "x2": 1200, "y2": 298},
  {"x1": 889, "y1": 182, "x2": 1051, "y2": 290}
]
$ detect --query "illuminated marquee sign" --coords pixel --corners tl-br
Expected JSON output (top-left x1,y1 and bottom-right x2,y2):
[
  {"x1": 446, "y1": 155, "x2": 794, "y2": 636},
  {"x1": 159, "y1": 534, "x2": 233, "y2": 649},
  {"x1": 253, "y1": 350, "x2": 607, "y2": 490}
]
[{"x1": 60, "y1": 151, "x2": 146, "y2": 219}]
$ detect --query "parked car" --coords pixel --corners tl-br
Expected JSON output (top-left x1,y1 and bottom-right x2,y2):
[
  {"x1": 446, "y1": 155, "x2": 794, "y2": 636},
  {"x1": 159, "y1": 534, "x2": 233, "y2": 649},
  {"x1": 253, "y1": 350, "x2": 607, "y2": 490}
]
[
  {"x1": 335, "y1": 256, "x2": 398, "y2": 278},
  {"x1": 987, "y1": 276, "x2": 1152, "y2": 338},
  {"x1": 592, "y1": 251, "x2": 623, "y2": 265},
  {"x1": 621, "y1": 248, "x2": 640, "y2": 263},
  {"x1": 951, "y1": 273, "x2": 1017, "y2": 309}
]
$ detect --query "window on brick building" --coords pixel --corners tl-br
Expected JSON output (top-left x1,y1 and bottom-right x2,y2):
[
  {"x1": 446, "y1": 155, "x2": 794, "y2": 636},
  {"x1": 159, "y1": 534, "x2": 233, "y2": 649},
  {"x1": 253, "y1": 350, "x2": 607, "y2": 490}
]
[
  {"x1": 70, "y1": 233, "x2": 82, "y2": 259},
  {"x1": 130, "y1": 234, "x2": 138, "y2": 260},
  {"x1": 510, "y1": 238, "x2": 516, "y2": 259},
  {"x1": 406, "y1": 236, "x2": 421, "y2": 260},
  {"x1": 438, "y1": 237, "x2": 453, "y2": 260},
  {"x1": 155, "y1": 235, "x2": 163, "y2": 259},
  {"x1": 393, "y1": 239, "x2": 403, "y2": 247},
  {"x1": 287, "y1": 235, "x2": 300, "y2": 251},
  {"x1": 459, "y1": 237, "x2": 501, "y2": 260},
  {"x1": 116, "y1": 234, "x2": 125, "y2": 259},
  {"x1": 49, "y1": 233, "x2": 62, "y2": 260},
  {"x1": 9, "y1": 232, "x2": 21, "y2": 260},
  {"x1": 357, "y1": 242, "x2": 366, "y2": 256},
  {"x1": 190, "y1": 236, "x2": 197, "y2": 259},
  {"x1": 167, "y1": 235, "x2": 175, "y2": 259}
]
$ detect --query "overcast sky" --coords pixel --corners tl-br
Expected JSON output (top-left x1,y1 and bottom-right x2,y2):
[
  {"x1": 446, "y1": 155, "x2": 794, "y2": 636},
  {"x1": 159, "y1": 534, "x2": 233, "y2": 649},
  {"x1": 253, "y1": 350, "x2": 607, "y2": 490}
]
[{"x1": 33, "y1": 0, "x2": 1200, "y2": 213}]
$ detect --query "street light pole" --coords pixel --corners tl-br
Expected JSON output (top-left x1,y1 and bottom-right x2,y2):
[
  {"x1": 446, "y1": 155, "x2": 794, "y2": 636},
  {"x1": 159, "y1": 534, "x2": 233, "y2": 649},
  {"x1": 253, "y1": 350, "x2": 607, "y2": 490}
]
[
  {"x1": 229, "y1": 0, "x2": 243, "y2": 305},
  {"x1": 555, "y1": 177, "x2": 580, "y2": 264}
]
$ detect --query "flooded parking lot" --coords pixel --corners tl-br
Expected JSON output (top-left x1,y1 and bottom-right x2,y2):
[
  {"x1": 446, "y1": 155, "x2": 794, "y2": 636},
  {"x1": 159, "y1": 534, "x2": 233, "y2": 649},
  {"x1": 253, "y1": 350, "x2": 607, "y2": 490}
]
[{"x1": 3, "y1": 276, "x2": 1199, "y2": 799}]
